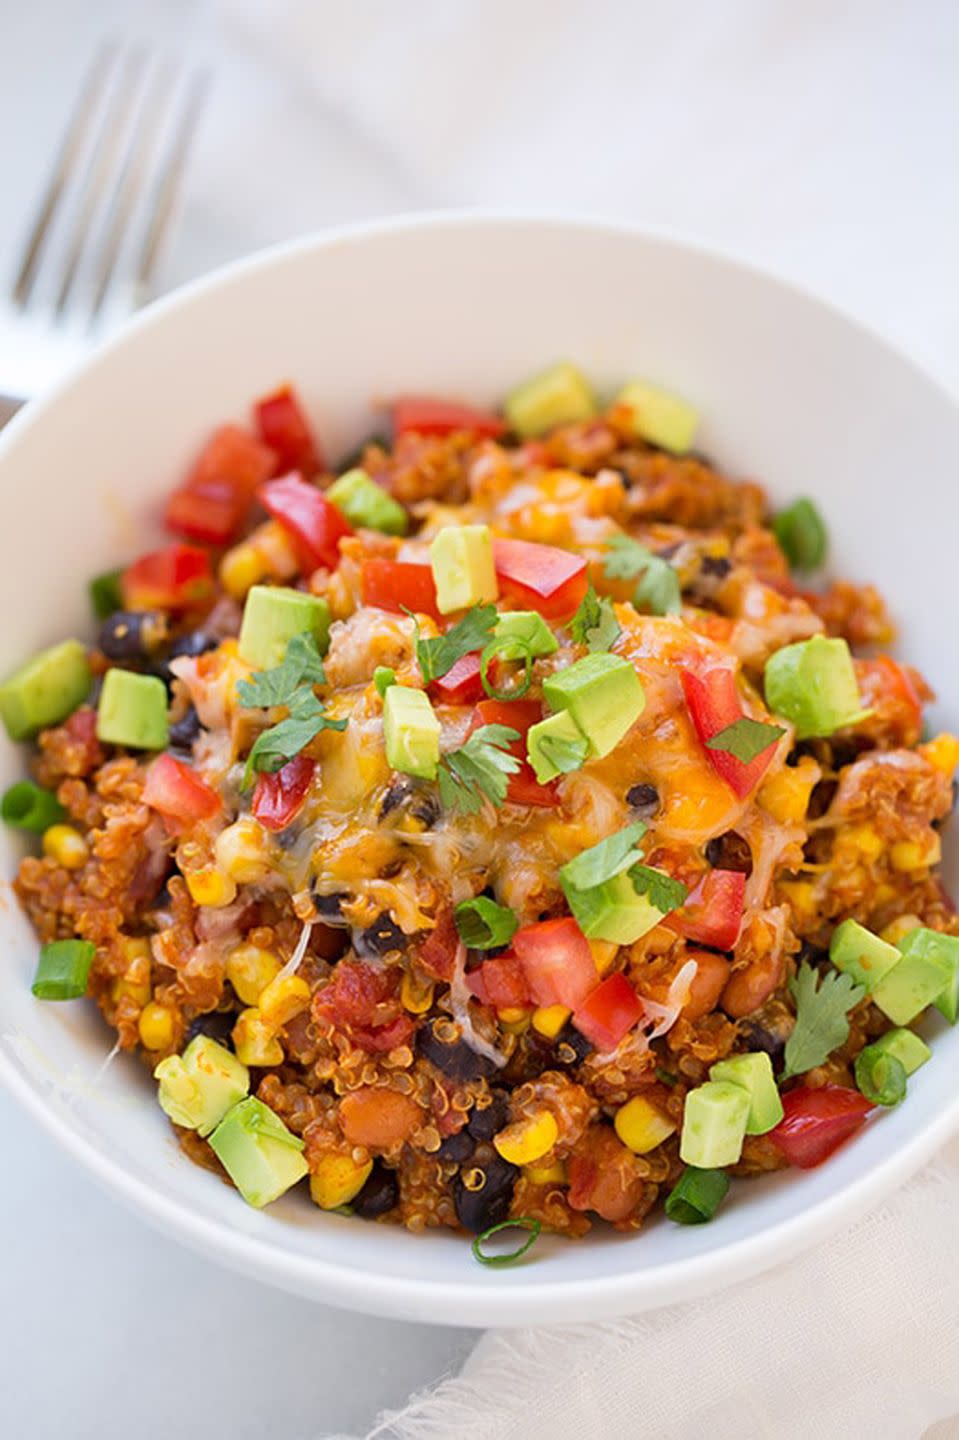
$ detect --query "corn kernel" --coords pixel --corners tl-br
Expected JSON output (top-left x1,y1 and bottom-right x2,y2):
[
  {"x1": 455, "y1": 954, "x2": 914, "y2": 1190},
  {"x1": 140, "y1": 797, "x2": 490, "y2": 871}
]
[
  {"x1": 758, "y1": 759, "x2": 818, "y2": 825},
  {"x1": 112, "y1": 976, "x2": 152, "y2": 1008},
  {"x1": 499, "y1": 1012, "x2": 531, "y2": 1036},
  {"x1": 400, "y1": 972, "x2": 435, "y2": 1014},
  {"x1": 309, "y1": 1154, "x2": 373, "y2": 1209},
  {"x1": 186, "y1": 868, "x2": 238, "y2": 908},
  {"x1": 614, "y1": 1095, "x2": 676, "y2": 1154},
  {"x1": 226, "y1": 945, "x2": 281, "y2": 1005},
  {"x1": 119, "y1": 936, "x2": 151, "y2": 963},
  {"x1": 589, "y1": 939, "x2": 618, "y2": 976},
  {"x1": 523, "y1": 1160, "x2": 567, "y2": 1185},
  {"x1": 42, "y1": 824, "x2": 89, "y2": 870},
  {"x1": 493, "y1": 1110, "x2": 559, "y2": 1166},
  {"x1": 232, "y1": 1008, "x2": 284, "y2": 1067},
  {"x1": 890, "y1": 835, "x2": 940, "y2": 872},
  {"x1": 258, "y1": 974, "x2": 311, "y2": 1028},
  {"x1": 215, "y1": 817, "x2": 270, "y2": 884},
  {"x1": 844, "y1": 824, "x2": 884, "y2": 862},
  {"x1": 779, "y1": 880, "x2": 817, "y2": 921},
  {"x1": 138, "y1": 1001, "x2": 176, "y2": 1051},
  {"x1": 532, "y1": 1004, "x2": 571, "y2": 1040},
  {"x1": 921, "y1": 733, "x2": 959, "y2": 777},
  {"x1": 880, "y1": 913, "x2": 924, "y2": 945},
  {"x1": 220, "y1": 543, "x2": 267, "y2": 600}
]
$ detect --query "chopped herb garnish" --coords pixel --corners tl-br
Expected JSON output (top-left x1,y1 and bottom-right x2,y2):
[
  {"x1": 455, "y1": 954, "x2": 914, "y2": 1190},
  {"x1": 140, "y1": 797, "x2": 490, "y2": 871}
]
[
  {"x1": 536, "y1": 729, "x2": 589, "y2": 776},
  {"x1": 32, "y1": 939, "x2": 96, "y2": 1000},
  {"x1": 655, "y1": 1066, "x2": 679, "y2": 1087},
  {"x1": 237, "y1": 634, "x2": 344, "y2": 788},
  {"x1": 603, "y1": 535, "x2": 681, "y2": 616},
  {"x1": 773, "y1": 498, "x2": 827, "y2": 572},
  {"x1": 374, "y1": 666, "x2": 396, "y2": 697},
  {"x1": 411, "y1": 603, "x2": 497, "y2": 685},
  {"x1": 479, "y1": 635, "x2": 533, "y2": 701},
  {"x1": 236, "y1": 633, "x2": 327, "y2": 709},
  {"x1": 558, "y1": 822, "x2": 647, "y2": 891},
  {"x1": 664, "y1": 1167, "x2": 730, "y2": 1224},
  {"x1": 454, "y1": 896, "x2": 519, "y2": 950},
  {"x1": 437, "y1": 723, "x2": 522, "y2": 815},
  {"x1": 628, "y1": 864, "x2": 689, "y2": 915},
  {"x1": 781, "y1": 962, "x2": 865, "y2": 1080},
  {"x1": 569, "y1": 584, "x2": 621, "y2": 652},
  {"x1": 89, "y1": 567, "x2": 123, "y2": 621},
  {"x1": 705, "y1": 717, "x2": 786, "y2": 765},
  {"x1": 471, "y1": 1216, "x2": 542, "y2": 1266}
]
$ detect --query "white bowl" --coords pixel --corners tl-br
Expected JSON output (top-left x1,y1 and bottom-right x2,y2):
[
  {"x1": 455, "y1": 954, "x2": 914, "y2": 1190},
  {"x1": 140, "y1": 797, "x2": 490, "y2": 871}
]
[{"x1": 0, "y1": 215, "x2": 956, "y2": 1326}]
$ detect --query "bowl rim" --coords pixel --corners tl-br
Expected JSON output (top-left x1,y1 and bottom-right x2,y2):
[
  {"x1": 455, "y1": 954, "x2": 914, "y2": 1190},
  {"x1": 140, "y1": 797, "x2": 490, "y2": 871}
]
[{"x1": 2, "y1": 209, "x2": 958, "y2": 1325}]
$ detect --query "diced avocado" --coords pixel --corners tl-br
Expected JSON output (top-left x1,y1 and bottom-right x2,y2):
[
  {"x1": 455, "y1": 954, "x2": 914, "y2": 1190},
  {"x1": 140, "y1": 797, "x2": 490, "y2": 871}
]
[
  {"x1": 493, "y1": 610, "x2": 558, "y2": 660},
  {"x1": 764, "y1": 634, "x2": 867, "y2": 740},
  {"x1": 709, "y1": 1052, "x2": 783, "y2": 1135},
  {"x1": 563, "y1": 871, "x2": 663, "y2": 945},
  {"x1": 829, "y1": 919, "x2": 901, "y2": 993},
  {"x1": 504, "y1": 362, "x2": 597, "y2": 438},
  {"x1": 867, "y1": 1027, "x2": 932, "y2": 1076},
  {"x1": 429, "y1": 524, "x2": 498, "y2": 614},
  {"x1": 326, "y1": 468, "x2": 408, "y2": 536},
  {"x1": 383, "y1": 685, "x2": 440, "y2": 779},
  {"x1": 238, "y1": 585, "x2": 331, "y2": 670},
  {"x1": 96, "y1": 669, "x2": 168, "y2": 750},
  {"x1": 680, "y1": 1080, "x2": 750, "y2": 1168},
  {"x1": 543, "y1": 652, "x2": 645, "y2": 758},
  {"x1": 616, "y1": 380, "x2": 699, "y2": 454},
  {"x1": 0, "y1": 639, "x2": 91, "y2": 741},
  {"x1": 154, "y1": 1036, "x2": 250, "y2": 1138},
  {"x1": 871, "y1": 932, "x2": 955, "y2": 1026},
  {"x1": 208, "y1": 1096, "x2": 308, "y2": 1208},
  {"x1": 895, "y1": 927, "x2": 959, "y2": 1024},
  {"x1": 526, "y1": 710, "x2": 588, "y2": 784}
]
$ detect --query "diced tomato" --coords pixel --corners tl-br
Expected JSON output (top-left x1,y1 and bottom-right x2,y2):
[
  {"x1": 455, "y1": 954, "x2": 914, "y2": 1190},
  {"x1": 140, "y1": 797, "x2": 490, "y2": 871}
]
[
  {"x1": 65, "y1": 707, "x2": 104, "y2": 769},
  {"x1": 391, "y1": 396, "x2": 505, "y2": 438},
  {"x1": 251, "y1": 754, "x2": 315, "y2": 831},
  {"x1": 165, "y1": 483, "x2": 246, "y2": 546},
  {"x1": 769, "y1": 1085, "x2": 874, "y2": 1168},
  {"x1": 254, "y1": 384, "x2": 323, "y2": 476},
  {"x1": 493, "y1": 538, "x2": 589, "y2": 620},
  {"x1": 166, "y1": 425, "x2": 276, "y2": 546},
  {"x1": 414, "y1": 907, "x2": 459, "y2": 982},
  {"x1": 855, "y1": 655, "x2": 924, "y2": 744},
  {"x1": 350, "y1": 1013, "x2": 415, "y2": 1054},
  {"x1": 669, "y1": 868, "x2": 746, "y2": 952},
  {"x1": 466, "y1": 952, "x2": 530, "y2": 1011},
  {"x1": 121, "y1": 544, "x2": 214, "y2": 612},
  {"x1": 259, "y1": 473, "x2": 353, "y2": 572},
  {"x1": 512, "y1": 917, "x2": 596, "y2": 1009},
  {"x1": 468, "y1": 698, "x2": 560, "y2": 808},
  {"x1": 143, "y1": 753, "x2": 220, "y2": 827},
  {"x1": 361, "y1": 558, "x2": 442, "y2": 620},
  {"x1": 572, "y1": 972, "x2": 645, "y2": 1052},
  {"x1": 313, "y1": 958, "x2": 414, "y2": 1054},
  {"x1": 429, "y1": 651, "x2": 484, "y2": 706},
  {"x1": 681, "y1": 667, "x2": 780, "y2": 799}
]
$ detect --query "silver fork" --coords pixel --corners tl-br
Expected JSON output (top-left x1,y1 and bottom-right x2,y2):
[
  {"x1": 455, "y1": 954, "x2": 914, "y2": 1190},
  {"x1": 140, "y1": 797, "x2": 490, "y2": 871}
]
[{"x1": 1, "y1": 42, "x2": 209, "y2": 408}]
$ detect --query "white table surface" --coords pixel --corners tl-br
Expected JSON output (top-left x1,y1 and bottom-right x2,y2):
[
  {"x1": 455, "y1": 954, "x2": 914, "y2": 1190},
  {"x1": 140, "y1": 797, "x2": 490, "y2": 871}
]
[{"x1": 2, "y1": 1, "x2": 959, "y2": 1436}]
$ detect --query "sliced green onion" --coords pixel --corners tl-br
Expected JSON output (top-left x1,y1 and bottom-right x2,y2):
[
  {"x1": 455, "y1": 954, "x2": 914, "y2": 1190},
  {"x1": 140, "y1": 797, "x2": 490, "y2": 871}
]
[
  {"x1": 854, "y1": 1045, "x2": 907, "y2": 1107},
  {"x1": 454, "y1": 896, "x2": 519, "y2": 950},
  {"x1": 773, "y1": 498, "x2": 827, "y2": 572},
  {"x1": 32, "y1": 939, "x2": 96, "y2": 1000},
  {"x1": 664, "y1": 1166, "x2": 730, "y2": 1224},
  {"x1": 471, "y1": 1216, "x2": 542, "y2": 1266},
  {"x1": 374, "y1": 666, "x2": 396, "y2": 698},
  {"x1": 480, "y1": 636, "x2": 533, "y2": 701},
  {"x1": 1, "y1": 781, "x2": 66, "y2": 832},
  {"x1": 89, "y1": 568, "x2": 123, "y2": 621},
  {"x1": 655, "y1": 1066, "x2": 678, "y2": 1087}
]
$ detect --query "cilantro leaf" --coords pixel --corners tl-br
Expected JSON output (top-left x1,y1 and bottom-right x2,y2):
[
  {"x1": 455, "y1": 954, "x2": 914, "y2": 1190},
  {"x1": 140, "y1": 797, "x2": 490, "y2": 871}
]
[
  {"x1": 780, "y1": 963, "x2": 865, "y2": 1080},
  {"x1": 628, "y1": 864, "x2": 688, "y2": 915},
  {"x1": 706, "y1": 717, "x2": 786, "y2": 765},
  {"x1": 242, "y1": 690, "x2": 346, "y2": 788},
  {"x1": 437, "y1": 723, "x2": 522, "y2": 815},
  {"x1": 602, "y1": 536, "x2": 681, "y2": 616},
  {"x1": 236, "y1": 633, "x2": 327, "y2": 709},
  {"x1": 537, "y1": 730, "x2": 589, "y2": 776},
  {"x1": 559, "y1": 822, "x2": 648, "y2": 891},
  {"x1": 773, "y1": 498, "x2": 827, "y2": 573},
  {"x1": 569, "y1": 585, "x2": 621, "y2": 653},
  {"x1": 411, "y1": 603, "x2": 498, "y2": 685}
]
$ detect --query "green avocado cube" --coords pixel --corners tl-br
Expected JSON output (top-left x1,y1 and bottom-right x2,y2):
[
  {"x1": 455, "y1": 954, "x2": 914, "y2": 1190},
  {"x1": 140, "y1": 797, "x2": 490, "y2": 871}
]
[
  {"x1": 526, "y1": 710, "x2": 588, "y2": 784},
  {"x1": 96, "y1": 669, "x2": 168, "y2": 750},
  {"x1": 429, "y1": 524, "x2": 498, "y2": 614},
  {"x1": 155, "y1": 1036, "x2": 250, "y2": 1138},
  {"x1": 871, "y1": 930, "x2": 956, "y2": 1026},
  {"x1": 709, "y1": 1052, "x2": 784, "y2": 1135},
  {"x1": 764, "y1": 634, "x2": 867, "y2": 740},
  {"x1": 829, "y1": 919, "x2": 901, "y2": 993},
  {"x1": 894, "y1": 927, "x2": 959, "y2": 1024},
  {"x1": 680, "y1": 1080, "x2": 750, "y2": 1169},
  {"x1": 543, "y1": 652, "x2": 645, "y2": 758},
  {"x1": 616, "y1": 380, "x2": 699, "y2": 454},
  {"x1": 326, "y1": 468, "x2": 408, "y2": 536},
  {"x1": 867, "y1": 1027, "x2": 932, "y2": 1076},
  {"x1": 208, "y1": 1097, "x2": 308, "y2": 1208},
  {"x1": 504, "y1": 362, "x2": 597, "y2": 439},
  {"x1": 238, "y1": 585, "x2": 331, "y2": 670},
  {"x1": 383, "y1": 685, "x2": 440, "y2": 779},
  {"x1": 0, "y1": 638, "x2": 91, "y2": 741},
  {"x1": 493, "y1": 610, "x2": 558, "y2": 661},
  {"x1": 563, "y1": 871, "x2": 663, "y2": 945}
]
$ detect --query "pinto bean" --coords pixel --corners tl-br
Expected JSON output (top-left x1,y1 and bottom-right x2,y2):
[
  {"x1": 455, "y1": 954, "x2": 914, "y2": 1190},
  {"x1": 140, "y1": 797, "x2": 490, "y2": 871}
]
[
  {"x1": 721, "y1": 951, "x2": 785, "y2": 1019},
  {"x1": 568, "y1": 1126, "x2": 646, "y2": 1223},
  {"x1": 682, "y1": 949, "x2": 732, "y2": 1021},
  {"x1": 338, "y1": 1087, "x2": 421, "y2": 1148}
]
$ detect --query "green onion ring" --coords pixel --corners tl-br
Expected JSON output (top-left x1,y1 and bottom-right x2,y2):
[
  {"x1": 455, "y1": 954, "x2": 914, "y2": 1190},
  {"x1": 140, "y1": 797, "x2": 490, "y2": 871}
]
[
  {"x1": 471, "y1": 1216, "x2": 542, "y2": 1266},
  {"x1": 480, "y1": 636, "x2": 533, "y2": 701}
]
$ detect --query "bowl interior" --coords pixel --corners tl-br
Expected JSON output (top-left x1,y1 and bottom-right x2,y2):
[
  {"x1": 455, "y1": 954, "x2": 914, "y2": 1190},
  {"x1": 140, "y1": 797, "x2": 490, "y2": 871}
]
[{"x1": 0, "y1": 217, "x2": 956, "y2": 1325}]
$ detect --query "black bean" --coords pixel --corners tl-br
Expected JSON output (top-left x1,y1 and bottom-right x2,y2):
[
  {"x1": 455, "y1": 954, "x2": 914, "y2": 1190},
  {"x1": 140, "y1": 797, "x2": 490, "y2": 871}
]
[
  {"x1": 168, "y1": 705, "x2": 202, "y2": 751},
  {"x1": 312, "y1": 890, "x2": 349, "y2": 924},
  {"x1": 379, "y1": 779, "x2": 412, "y2": 818},
  {"x1": 796, "y1": 940, "x2": 829, "y2": 969},
  {"x1": 98, "y1": 610, "x2": 169, "y2": 662},
  {"x1": 704, "y1": 831, "x2": 753, "y2": 876},
  {"x1": 452, "y1": 1153, "x2": 517, "y2": 1234},
  {"x1": 170, "y1": 629, "x2": 219, "y2": 661},
  {"x1": 358, "y1": 912, "x2": 408, "y2": 956},
  {"x1": 740, "y1": 1020, "x2": 787, "y2": 1073},
  {"x1": 555, "y1": 1024, "x2": 594, "y2": 1066},
  {"x1": 379, "y1": 778, "x2": 439, "y2": 830},
  {"x1": 626, "y1": 783, "x2": 660, "y2": 818},
  {"x1": 806, "y1": 779, "x2": 838, "y2": 820},
  {"x1": 416, "y1": 1020, "x2": 496, "y2": 1081},
  {"x1": 185, "y1": 1010, "x2": 236, "y2": 1048},
  {"x1": 352, "y1": 1162, "x2": 399, "y2": 1219},
  {"x1": 466, "y1": 1089, "x2": 509, "y2": 1141},
  {"x1": 699, "y1": 555, "x2": 731, "y2": 579},
  {"x1": 437, "y1": 1131, "x2": 475, "y2": 1163}
]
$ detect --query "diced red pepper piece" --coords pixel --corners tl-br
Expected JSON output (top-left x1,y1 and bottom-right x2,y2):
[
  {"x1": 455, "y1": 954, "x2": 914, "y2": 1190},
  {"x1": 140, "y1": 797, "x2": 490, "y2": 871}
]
[
  {"x1": 361, "y1": 558, "x2": 442, "y2": 620},
  {"x1": 391, "y1": 396, "x2": 505, "y2": 438},
  {"x1": 493, "y1": 538, "x2": 589, "y2": 621},
  {"x1": 259, "y1": 473, "x2": 353, "y2": 572},
  {"x1": 414, "y1": 906, "x2": 459, "y2": 982},
  {"x1": 768, "y1": 1085, "x2": 874, "y2": 1168},
  {"x1": 251, "y1": 753, "x2": 315, "y2": 831},
  {"x1": 468, "y1": 698, "x2": 560, "y2": 808},
  {"x1": 165, "y1": 484, "x2": 246, "y2": 546},
  {"x1": 254, "y1": 384, "x2": 323, "y2": 476},
  {"x1": 189, "y1": 423, "x2": 277, "y2": 495},
  {"x1": 429, "y1": 651, "x2": 484, "y2": 706},
  {"x1": 681, "y1": 667, "x2": 780, "y2": 799},
  {"x1": 166, "y1": 424, "x2": 276, "y2": 546},
  {"x1": 572, "y1": 972, "x2": 644, "y2": 1052},
  {"x1": 466, "y1": 952, "x2": 530, "y2": 1011},
  {"x1": 121, "y1": 545, "x2": 214, "y2": 612},
  {"x1": 143, "y1": 752, "x2": 220, "y2": 826},
  {"x1": 668, "y1": 868, "x2": 746, "y2": 952},
  {"x1": 512, "y1": 916, "x2": 596, "y2": 1009}
]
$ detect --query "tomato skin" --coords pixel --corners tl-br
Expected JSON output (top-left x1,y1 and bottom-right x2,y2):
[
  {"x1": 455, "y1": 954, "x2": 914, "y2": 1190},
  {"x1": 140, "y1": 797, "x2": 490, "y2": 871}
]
[
  {"x1": 121, "y1": 545, "x2": 214, "y2": 612},
  {"x1": 251, "y1": 754, "x2": 315, "y2": 831},
  {"x1": 681, "y1": 667, "x2": 780, "y2": 798},
  {"x1": 468, "y1": 698, "x2": 560, "y2": 808},
  {"x1": 572, "y1": 972, "x2": 644, "y2": 1051},
  {"x1": 493, "y1": 538, "x2": 589, "y2": 620},
  {"x1": 429, "y1": 652, "x2": 484, "y2": 705},
  {"x1": 466, "y1": 953, "x2": 530, "y2": 1011},
  {"x1": 259, "y1": 473, "x2": 353, "y2": 572},
  {"x1": 254, "y1": 384, "x2": 323, "y2": 475},
  {"x1": 669, "y1": 869, "x2": 746, "y2": 952},
  {"x1": 414, "y1": 907, "x2": 459, "y2": 981},
  {"x1": 512, "y1": 917, "x2": 596, "y2": 1009},
  {"x1": 361, "y1": 559, "x2": 442, "y2": 620},
  {"x1": 143, "y1": 753, "x2": 220, "y2": 826},
  {"x1": 391, "y1": 396, "x2": 505, "y2": 438},
  {"x1": 769, "y1": 1085, "x2": 874, "y2": 1168}
]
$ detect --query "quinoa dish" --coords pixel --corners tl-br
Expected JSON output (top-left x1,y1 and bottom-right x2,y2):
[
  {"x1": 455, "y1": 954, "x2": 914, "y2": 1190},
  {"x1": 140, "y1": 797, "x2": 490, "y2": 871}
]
[{"x1": 4, "y1": 364, "x2": 957, "y2": 1258}]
